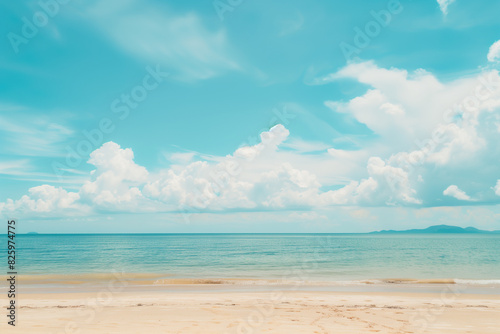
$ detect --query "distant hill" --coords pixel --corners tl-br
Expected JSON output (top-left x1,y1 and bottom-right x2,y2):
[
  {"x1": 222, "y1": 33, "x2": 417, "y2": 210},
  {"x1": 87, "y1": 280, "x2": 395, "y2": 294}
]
[{"x1": 370, "y1": 224, "x2": 500, "y2": 234}]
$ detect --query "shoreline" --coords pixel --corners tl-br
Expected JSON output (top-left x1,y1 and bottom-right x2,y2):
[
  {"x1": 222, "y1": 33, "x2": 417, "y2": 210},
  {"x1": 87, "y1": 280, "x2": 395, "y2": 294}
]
[
  {"x1": 3, "y1": 273, "x2": 500, "y2": 286},
  {"x1": 2, "y1": 274, "x2": 500, "y2": 295}
]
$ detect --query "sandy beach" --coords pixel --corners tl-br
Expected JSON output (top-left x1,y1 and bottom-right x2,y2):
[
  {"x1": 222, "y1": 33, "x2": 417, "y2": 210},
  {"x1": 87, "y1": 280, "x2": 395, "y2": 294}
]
[{"x1": 1, "y1": 286, "x2": 499, "y2": 333}]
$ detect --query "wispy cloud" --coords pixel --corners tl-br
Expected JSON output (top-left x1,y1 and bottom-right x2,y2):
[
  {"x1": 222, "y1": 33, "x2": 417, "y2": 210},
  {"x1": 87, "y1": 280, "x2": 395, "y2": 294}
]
[
  {"x1": 0, "y1": 159, "x2": 31, "y2": 176},
  {"x1": 437, "y1": 0, "x2": 456, "y2": 16},
  {"x1": 0, "y1": 114, "x2": 73, "y2": 157},
  {"x1": 0, "y1": 160, "x2": 86, "y2": 187},
  {"x1": 282, "y1": 138, "x2": 330, "y2": 153},
  {"x1": 85, "y1": 0, "x2": 239, "y2": 81}
]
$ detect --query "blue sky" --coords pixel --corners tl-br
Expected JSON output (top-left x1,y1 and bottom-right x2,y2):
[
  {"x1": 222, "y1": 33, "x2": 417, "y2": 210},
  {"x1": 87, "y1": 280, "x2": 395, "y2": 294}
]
[{"x1": 1, "y1": 0, "x2": 500, "y2": 233}]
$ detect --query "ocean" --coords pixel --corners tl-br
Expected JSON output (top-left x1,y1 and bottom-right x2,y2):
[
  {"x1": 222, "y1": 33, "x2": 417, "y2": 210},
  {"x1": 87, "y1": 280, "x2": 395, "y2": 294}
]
[{"x1": 10, "y1": 233, "x2": 500, "y2": 283}]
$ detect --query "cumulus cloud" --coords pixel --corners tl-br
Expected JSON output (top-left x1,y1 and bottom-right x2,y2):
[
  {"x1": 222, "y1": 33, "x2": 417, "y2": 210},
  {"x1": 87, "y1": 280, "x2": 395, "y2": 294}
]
[
  {"x1": 323, "y1": 61, "x2": 500, "y2": 206},
  {"x1": 326, "y1": 62, "x2": 498, "y2": 168},
  {"x1": 488, "y1": 40, "x2": 500, "y2": 63},
  {"x1": 0, "y1": 121, "x2": 423, "y2": 218},
  {"x1": 144, "y1": 125, "x2": 304, "y2": 211},
  {"x1": 79, "y1": 142, "x2": 149, "y2": 210},
  {"x1": 324, "y1": 62, "x2": 450, "y2": 151},
  {"x1": 234, "y1": 124, "x2": 290, "y2": 160},
  {"x1": 253, "y1": 163, "x2": 321, "y2": 208},
  {"x1": 443, "y1": 185, "x2": 472, "y2": 201},
  {"x1": 0, "y1": 185, "x2": 81, "y2": 216},
  {"x1": 3, "y1": 58, "x2": 500, "y2": 219},
  {"x1": 1, "y1": 125, "x2": 304, "y2": 217},
  {"x1": 320, "y1": 156, "x2": 420, "y2": 206},
  {"x1": 143, "y1": 160, "x2": 255, "y2": 211}
]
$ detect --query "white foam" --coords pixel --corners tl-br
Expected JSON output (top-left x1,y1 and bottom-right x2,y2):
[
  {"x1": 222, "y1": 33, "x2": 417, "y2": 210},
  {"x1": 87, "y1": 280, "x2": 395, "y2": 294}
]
[{"x1": 454, "y1": 279, "x2": 500, "y2": 285}]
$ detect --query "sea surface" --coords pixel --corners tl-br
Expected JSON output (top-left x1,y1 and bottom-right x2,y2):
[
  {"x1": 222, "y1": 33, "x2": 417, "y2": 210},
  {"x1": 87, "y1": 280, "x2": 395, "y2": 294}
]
[{"x1": 8, "y1": 233, "x2": 500, "y2": 283}]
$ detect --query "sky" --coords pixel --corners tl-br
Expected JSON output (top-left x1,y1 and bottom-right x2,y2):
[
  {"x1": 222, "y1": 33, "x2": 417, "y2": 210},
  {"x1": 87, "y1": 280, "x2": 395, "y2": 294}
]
[{"x1": 1, "y1": 0, "x2": 500, "y2": 233}]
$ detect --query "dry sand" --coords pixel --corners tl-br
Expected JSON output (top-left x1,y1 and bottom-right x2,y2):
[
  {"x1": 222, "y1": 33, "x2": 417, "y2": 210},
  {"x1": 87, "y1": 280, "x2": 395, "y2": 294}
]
[{"x1": 1, "y1": 288, "x2": 499, "y2": 333}]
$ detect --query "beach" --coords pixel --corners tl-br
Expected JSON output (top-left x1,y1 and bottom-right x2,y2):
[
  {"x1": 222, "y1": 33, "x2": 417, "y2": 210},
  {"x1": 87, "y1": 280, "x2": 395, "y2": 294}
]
[
  {"x1": 1, "y1": 286, "x2": 499, "y2": 333},
  {"x1": 3, "y1": 234, "x2": 499, "y2": 333}
]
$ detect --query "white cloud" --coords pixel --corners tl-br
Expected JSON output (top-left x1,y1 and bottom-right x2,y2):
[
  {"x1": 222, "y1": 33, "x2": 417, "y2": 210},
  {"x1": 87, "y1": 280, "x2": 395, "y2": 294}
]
[
  {"x1": 3, "y1": 57, "x2": 500, "y2": 219},
  {"x1": 437, "y1": 0, "x2": 456, "y2": 15},
  {"x1": 86, "y1": 0, "x2": 238, "y2": 81},
  {"x1": 0, "y1": 114, "x2": 73, "y2": 157},
  {"x1": 0, "y1": 185, "x2": 81, "y2": 215},
  {"x1": 166, "y1": 152, "x2": 197, "y2": 165},
  {"x1": 322, "y1": 62, "x2": 500, "y2": 178},
  {"x1": 79, "y1": 142, "x2": 149, "y2": 210},
  {"x1": 320, "y1": 156, "x2": 421, "y2": 206},
  {"x1": 143, "y1": 125, "x2": 297, "y2": 211},
  {"x1": 254, "y1": 163, "x2": 321, "y2": 208},
  {"x1": 0, "y1": 160, "x2": 31, "y2": 176},
  {"x1": 487, "y1": 40, "x2": 500, "y2": 62},
  {"x1": 282, "y1": 138, "x2": 330, "y2": 153},
  {"x1": 323, "y1": 62, "x2": 450, "y2": 152},
  {"x1": 443, "y1": 185, "x2": 472, "y2": 201},
  {"x1": 494, "y1": 180, "x2": 500, "y2": 196},
  {"x1": 320, "y1": 60, "x2": 500, "y2": 206},
  {"x1": 234, "y1": 124, "x2": 290, "y2": 160},
  {"x1": 2, "y1": 124, "x2": 397, "y2": 217}
]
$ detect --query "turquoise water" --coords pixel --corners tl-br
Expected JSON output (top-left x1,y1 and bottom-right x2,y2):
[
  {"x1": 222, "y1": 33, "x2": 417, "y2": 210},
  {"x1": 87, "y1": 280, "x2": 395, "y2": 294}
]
[{"x1": 11, "y1": 234, "x2": 500, "y2": 281}]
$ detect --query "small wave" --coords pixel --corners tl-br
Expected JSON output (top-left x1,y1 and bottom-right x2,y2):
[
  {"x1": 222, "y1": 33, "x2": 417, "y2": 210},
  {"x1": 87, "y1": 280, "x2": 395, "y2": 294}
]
[
  {"x1": 366, "y1": 278, "x2": 500, "y2": 286},
  {"x1": 454, "y1": 279, "x2": 500, "y2": 285},
  {"x1": 4, "y1": 274, "x2": 500, "y2": 287},
  {"x1": 380, "y1": 278, "x2": 455, "y2": 284}
]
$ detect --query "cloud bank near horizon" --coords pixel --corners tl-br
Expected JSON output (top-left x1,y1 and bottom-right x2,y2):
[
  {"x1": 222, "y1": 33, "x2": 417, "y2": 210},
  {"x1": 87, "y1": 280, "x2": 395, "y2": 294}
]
[{"x1": 2, "y1": 60, "x2": 500, "y2": 219}]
